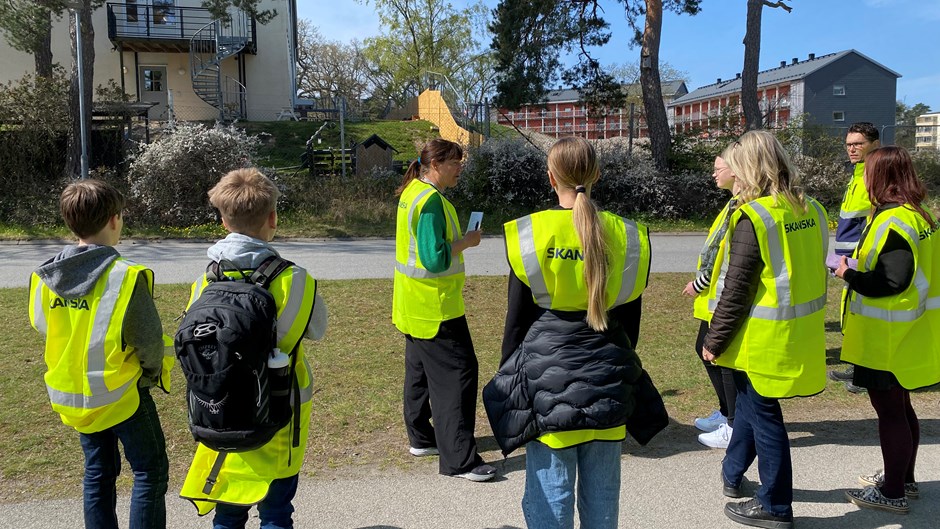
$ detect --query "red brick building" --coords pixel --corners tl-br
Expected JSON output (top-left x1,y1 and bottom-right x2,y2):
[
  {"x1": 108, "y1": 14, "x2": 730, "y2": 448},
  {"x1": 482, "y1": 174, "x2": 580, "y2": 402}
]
[{"x1": 496, "y1": 81, "x2": 688, "y2": 140}]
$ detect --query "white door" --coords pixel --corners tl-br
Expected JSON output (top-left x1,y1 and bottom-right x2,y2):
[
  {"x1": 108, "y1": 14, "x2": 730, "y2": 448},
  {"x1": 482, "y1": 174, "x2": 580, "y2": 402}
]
[{"x1": 139, "y1": 66, "x2": 168, "y2": 119}]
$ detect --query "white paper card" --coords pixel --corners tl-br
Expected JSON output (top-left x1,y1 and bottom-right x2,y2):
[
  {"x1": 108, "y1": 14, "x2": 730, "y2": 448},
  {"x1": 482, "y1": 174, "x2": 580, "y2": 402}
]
[{"x1": 467, "y1": 211, "x2": 483, "y2": 232}]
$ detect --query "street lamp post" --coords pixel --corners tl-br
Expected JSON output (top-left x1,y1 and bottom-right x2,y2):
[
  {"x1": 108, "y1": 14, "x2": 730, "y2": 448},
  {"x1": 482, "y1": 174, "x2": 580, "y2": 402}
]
[{"x1": 69, "y1": 2, "x2": 89, "y2": 179}]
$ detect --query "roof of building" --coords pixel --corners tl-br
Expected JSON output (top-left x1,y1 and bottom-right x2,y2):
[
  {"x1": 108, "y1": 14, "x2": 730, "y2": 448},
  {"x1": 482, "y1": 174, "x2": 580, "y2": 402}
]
[
  {"x1": 356, "y1": 133, "x2": 398, "y2": 152},
  {"x1": 538, "y1": 80, "x2": 688, "y2": 104},
  {"x1": 670, "y1": 49, "x2": 901, "y2": 106}
]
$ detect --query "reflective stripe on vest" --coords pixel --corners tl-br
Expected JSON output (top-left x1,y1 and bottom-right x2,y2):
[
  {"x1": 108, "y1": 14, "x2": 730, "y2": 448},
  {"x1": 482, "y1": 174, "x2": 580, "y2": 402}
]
[
  {"x1": 395, "y1": 187, "x2": 466, "y2": 279},
  {"x1": 514, "y1": 214, "x2": 644, "y2": 309},
  {"x1": 850, "y1": 216, "x2": 938, "y2": 322},
  {"x1": 839, "y1": 164, "x2": 871, "y2": 219},
  {"x1": 710, "y1": 198, "x2": 829, "y2": 321},
  {"x1": 46, "y1": 260, "x2": 138, "y2": 409}
]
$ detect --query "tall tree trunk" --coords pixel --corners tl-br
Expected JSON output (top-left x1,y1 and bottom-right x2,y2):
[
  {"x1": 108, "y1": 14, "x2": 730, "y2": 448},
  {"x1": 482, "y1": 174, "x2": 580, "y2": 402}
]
[
  {"x1": 742, "y1": 0, "x2": 763, "y2": 130},
  {"x1": 34, "y1": 11, "x2": 53, "y2": 78},
  {"x1": 640, "y1": 0, "x2": 670, "y2": 172},
  {"x1": 66, "y1": 2, "x2": 95, "y2": 178}
]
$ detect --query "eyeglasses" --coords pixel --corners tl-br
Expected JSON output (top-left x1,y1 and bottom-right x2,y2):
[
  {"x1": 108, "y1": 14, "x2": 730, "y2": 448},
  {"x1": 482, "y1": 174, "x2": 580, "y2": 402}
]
[{"x1": 845, "y1": 141, "x2": 869, "y2": 150}]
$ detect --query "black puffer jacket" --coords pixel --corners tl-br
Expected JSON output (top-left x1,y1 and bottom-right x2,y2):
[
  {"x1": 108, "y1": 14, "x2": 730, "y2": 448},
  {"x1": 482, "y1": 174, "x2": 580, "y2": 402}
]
[{"x1": 483, "y1": 310, "x2": 644, "y2": 456}]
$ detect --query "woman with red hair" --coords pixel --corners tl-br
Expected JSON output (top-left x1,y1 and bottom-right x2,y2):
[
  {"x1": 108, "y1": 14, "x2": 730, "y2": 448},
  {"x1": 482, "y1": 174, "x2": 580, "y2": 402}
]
[{"x1": 834, "y1": 146, "x2": 940, "y2": 515}]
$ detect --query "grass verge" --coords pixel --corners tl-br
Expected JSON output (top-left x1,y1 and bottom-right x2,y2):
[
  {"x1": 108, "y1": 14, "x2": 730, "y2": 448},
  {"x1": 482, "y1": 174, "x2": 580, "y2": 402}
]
[{"x1": 1, "y1": 275, "x2": 935, "y2": 503}]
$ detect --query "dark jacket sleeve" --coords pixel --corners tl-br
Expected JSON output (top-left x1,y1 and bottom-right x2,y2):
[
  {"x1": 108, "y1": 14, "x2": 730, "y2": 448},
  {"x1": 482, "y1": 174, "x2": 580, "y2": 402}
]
[
  {"x1": 702, "y1": 214, "x2": 763, "y2": 356},
  {"x1": 123, "y1": 278, "x2": 165, "y2": 387},
  {"x1": 501, "y1": 273, "x2": 540, "y2": 366},
  {"x1": 843, "y1": 230, "x2": 915, "y2": 297},
  {"x1": 609, "y1": 296, "x2": 642, "y2": 349}
]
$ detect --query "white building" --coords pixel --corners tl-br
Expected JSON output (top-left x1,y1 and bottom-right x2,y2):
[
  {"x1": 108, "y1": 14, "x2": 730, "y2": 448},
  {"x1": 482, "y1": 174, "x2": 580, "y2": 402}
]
[{"x1": 0, "y1": 0, "x2": 299, "y2": 121}]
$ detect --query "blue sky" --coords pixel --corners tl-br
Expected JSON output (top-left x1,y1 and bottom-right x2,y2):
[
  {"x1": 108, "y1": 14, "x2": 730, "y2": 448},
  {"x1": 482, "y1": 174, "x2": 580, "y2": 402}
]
[{"x1": 299, "y1": 0, "x2": 939, "y2": 112}]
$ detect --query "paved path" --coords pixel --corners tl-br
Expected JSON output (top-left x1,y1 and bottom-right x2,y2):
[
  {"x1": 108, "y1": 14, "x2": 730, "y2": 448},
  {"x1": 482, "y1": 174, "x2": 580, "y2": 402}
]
[
  {"x1": 6, "y1": 412, "x2": 940, "y2": 528},
  {"x1": 0, "y1": 234, "x2": 707, "y2": 288}
]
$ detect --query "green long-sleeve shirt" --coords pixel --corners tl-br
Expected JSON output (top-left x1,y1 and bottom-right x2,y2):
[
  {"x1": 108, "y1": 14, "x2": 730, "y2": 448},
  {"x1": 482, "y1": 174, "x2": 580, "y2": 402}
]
[{"x1": 415, "y1": 192, "x2": 453, "y2": 273}]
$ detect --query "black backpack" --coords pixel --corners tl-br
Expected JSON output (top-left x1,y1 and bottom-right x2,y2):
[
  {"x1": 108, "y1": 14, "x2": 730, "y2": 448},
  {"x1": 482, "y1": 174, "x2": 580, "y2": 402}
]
[{"x1": 174, "y1": 255, "x2": 298, "y2": 453}]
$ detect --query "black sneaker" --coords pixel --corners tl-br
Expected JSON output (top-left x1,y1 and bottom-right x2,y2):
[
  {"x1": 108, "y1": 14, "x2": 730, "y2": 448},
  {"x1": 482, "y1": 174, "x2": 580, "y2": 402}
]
[
  {"x1": 722, "y1": 471, "x2": 744, "y2": 498},
  {"x1": 456, "y1": 463, "x2": 496, "y2": 482},
  {"x1": 829, "y1": 366, "x2": 855, "y2": 382},
  {"x1": 845, "y1": 382, "x2": 867, "y2": 394},
  {"x1": 724, "y1": 498, "x2": 793, "y2": 529}
]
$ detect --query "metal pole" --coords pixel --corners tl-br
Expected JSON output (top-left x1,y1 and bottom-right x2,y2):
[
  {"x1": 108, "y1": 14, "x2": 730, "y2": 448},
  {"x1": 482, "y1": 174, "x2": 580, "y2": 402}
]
[
  {"x1": 75, "y1": 7, "x2": 89, "y2": 179},
  {"x1": 339, "y1": 97, "x2": 347, "y2": 178}
]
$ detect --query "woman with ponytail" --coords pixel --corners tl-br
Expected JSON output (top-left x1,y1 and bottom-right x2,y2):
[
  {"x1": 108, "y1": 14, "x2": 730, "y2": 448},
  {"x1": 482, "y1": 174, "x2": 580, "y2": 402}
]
[
  {"x1": 392, "y1": 138, "x2": 494, "y2": 482},
  {"x1": 483, "y1": 136, "x2": 658, "y2": 528}
]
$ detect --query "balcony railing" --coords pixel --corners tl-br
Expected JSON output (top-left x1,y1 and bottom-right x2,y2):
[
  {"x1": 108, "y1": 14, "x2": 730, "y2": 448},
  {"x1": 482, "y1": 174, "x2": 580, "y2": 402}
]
[{"x1": 107, "y1": 2, "x2": 256, "y2": 52}]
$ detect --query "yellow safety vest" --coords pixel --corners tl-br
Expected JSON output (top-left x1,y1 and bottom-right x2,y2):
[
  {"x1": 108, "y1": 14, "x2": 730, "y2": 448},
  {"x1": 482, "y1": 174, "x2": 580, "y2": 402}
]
[
  {"x1": 392, "y1": 179, "x2": 466, "y2": 339},
  {"x1": 841, "y1": 205, "x2": 940, "y2": 389},
  {"x1": 835, "y1": 162, "x2": 872, "y2": 254},
  {"x1": 694, "y1": 198, "x2": 737, "y2": 322},
  {"x1": 504, "y1": 209, "x2": 651, "y2": 448},
  {"x1": 28, "y1": 259, "x2": 171, "y2": 433},
  {"x1": 712, "y1": 196, "x2": 829, "y2": 398},
  {"x1": 180, "y1": 264, "x2": 317, "y2": 514},
  {"x1": 504, "y1": 210, "x2": 651, "y2": 311}
]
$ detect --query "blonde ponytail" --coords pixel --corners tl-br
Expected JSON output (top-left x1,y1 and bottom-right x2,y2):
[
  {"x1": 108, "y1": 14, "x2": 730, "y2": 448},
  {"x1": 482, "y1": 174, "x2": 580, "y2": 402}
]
[
  {"x1": 572, "y1": 187, "x2": 609, "y2": 331},
  {"x1": 548, "y1": 136, "x2": 609, "y2": 332}
]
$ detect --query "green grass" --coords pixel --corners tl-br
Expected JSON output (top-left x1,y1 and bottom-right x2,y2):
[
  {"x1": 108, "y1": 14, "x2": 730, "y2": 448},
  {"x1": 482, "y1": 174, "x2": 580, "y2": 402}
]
[
  {"x1": 238, "y1": 119, "x2": 442, "y2": 168},
  {"x1": 2, "y1": 274, "x2": 929, "y2": 502}
]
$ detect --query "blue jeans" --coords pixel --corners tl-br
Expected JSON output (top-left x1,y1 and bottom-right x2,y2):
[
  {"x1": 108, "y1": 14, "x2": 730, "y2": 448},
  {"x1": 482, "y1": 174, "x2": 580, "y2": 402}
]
[
  {"x1": 79, "y1": 388, "x2": 168, "y2": 529},
  {"x1": 213, "y1": 474, "x2": 300, "y2": 529},
  {"x1": 723, "y1": 371, "x2": 793, "y2": 517},
  {"x1": 522, "y1": 440, "x2": 622, "y2": 529}
]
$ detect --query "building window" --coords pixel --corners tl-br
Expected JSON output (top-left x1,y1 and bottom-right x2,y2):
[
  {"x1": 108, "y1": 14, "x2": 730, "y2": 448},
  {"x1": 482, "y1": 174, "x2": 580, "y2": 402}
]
[
  {"x1": 833, "y1": 111, "x2": 845, "y2": 122},
  {"x1": 833, "y1": 85, "x2": 845, "y2": 96}
]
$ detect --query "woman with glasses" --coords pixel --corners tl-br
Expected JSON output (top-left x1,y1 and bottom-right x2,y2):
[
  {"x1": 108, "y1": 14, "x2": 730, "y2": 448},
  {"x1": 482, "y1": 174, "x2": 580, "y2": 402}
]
[
  {"x1": 684, "y1": 146, "x2": 741, "y2": 450},
  {"x1": 392, "y1": 138, "x2": 495, "y2": 482},
  {"x1": 834, "y1": 146, "x2": 939, "y2": 515}
]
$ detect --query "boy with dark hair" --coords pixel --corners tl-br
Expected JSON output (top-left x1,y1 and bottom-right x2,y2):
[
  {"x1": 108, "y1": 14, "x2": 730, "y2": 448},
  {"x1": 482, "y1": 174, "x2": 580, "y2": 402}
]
[
  {"x1": 28, "y1": 179, "x2": 171, "y2": 529},
  {"x1": 179, "y1": 168, "x2": 327, "y2": 528},
  {"x1": 831, "y1": 123, "x2": 881, "y2": 390}
]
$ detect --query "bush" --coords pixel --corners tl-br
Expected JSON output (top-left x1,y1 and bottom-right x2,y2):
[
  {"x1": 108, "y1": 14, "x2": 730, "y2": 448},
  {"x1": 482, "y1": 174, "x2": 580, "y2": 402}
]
[
  {"x1": 452, "y1": 138, "x2": 552, "y2": 217},
  {"x1": 595, "y1": 148, "x2": 727, "y2": 219},
  {"x1": 0, "y1": 70, "x2": 70, "y2": 225},
  {"x1": 126, "y1": 123, "x2": 260, "y2": 227}
]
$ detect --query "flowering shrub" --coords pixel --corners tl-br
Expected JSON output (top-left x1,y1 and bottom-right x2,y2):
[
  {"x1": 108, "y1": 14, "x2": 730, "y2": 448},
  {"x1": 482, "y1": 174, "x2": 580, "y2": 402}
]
[
  {"x1": 453, "y1": 138, "x2": 551, "y2": 216},
  {"x1": 127, "y1": 123, "x2": 260, "y2": 227}
]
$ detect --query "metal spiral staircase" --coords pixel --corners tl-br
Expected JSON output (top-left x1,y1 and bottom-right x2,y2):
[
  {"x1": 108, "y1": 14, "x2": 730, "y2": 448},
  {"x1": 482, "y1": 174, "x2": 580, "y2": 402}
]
[{"x1": 190, "y1": 11, "x2": 251, "y2": 121}]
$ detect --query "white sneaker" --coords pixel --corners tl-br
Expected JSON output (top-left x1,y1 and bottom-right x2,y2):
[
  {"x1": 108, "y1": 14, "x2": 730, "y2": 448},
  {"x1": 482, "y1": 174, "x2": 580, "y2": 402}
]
[
  {"x1": 698, "y1": 423, "x2": 733, "y2": 449},
  {"x1": 409, "y1": 446, "x2": 439, "y2": 457},
  {"x1": 694, "y1": 410, "x2": 727, "y2": 433}
]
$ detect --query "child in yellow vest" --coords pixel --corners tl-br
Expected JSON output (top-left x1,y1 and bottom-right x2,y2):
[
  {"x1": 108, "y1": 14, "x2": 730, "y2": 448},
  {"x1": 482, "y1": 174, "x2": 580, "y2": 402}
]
[
  {"x1": 28, "y1": 179, "x2": 171, "y2": 529},
  {"x1": 179, "y1": 168, "x2": 327, "y2": 528}
]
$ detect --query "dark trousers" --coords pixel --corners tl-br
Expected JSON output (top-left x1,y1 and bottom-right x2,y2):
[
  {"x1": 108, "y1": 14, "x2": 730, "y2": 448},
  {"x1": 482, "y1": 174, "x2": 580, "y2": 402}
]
[
  {"x1": 403, "y1": 316, "x2": 484, "y2": 475},
  {"x1": 723, "y1": 371, "x2": 793, "y2": 517},
  {"x1": 213, "y1": 474, "x2": 299, "y2": 529},
  {"x1": 79, "y1": 388, "x2": 169, "y2": 529},
  {"x1": 696, "y1": 320, "x2": 737, "y2": 425},
  {"x1": 869, "y1": 387, "x2": 919, "y2": 498}
]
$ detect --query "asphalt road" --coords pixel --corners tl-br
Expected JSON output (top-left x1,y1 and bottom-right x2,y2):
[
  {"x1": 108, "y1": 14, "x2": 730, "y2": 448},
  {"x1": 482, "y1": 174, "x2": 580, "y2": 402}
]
[{"x1": 0, "y1": 234, "x2": 706, "y2": 288}]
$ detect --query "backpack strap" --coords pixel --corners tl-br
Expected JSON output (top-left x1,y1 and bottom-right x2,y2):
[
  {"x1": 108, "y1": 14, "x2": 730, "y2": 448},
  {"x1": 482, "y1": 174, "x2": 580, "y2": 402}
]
[
  {"x1": 249, "y1": 255, "x2": 295, "y2": 289},
  {"x1": 202, "y1": 452, "x2": 227, "y2": 495},
  {"x1": 206, "y1": 256, "x2": 292, "y2": 286}
]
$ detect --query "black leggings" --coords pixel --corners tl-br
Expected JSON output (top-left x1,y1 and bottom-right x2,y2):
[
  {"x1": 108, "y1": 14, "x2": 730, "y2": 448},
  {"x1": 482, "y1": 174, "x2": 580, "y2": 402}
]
[
  {"x1": 868, "y1": 386, "x2": 919, "y2": 498},
  {"x1": 695, "y1": 320, "x2": 736, "y2": 426}
]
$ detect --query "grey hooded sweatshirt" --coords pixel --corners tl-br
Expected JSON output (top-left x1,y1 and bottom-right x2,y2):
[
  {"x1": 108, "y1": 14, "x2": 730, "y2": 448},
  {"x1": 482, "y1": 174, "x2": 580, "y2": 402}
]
[
  {"x1": 205, "y1": 233, "x2": 328, "y2": 340},
  {"x1": 34, "y1": 244, "x2": 165, "y2": 387}
]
